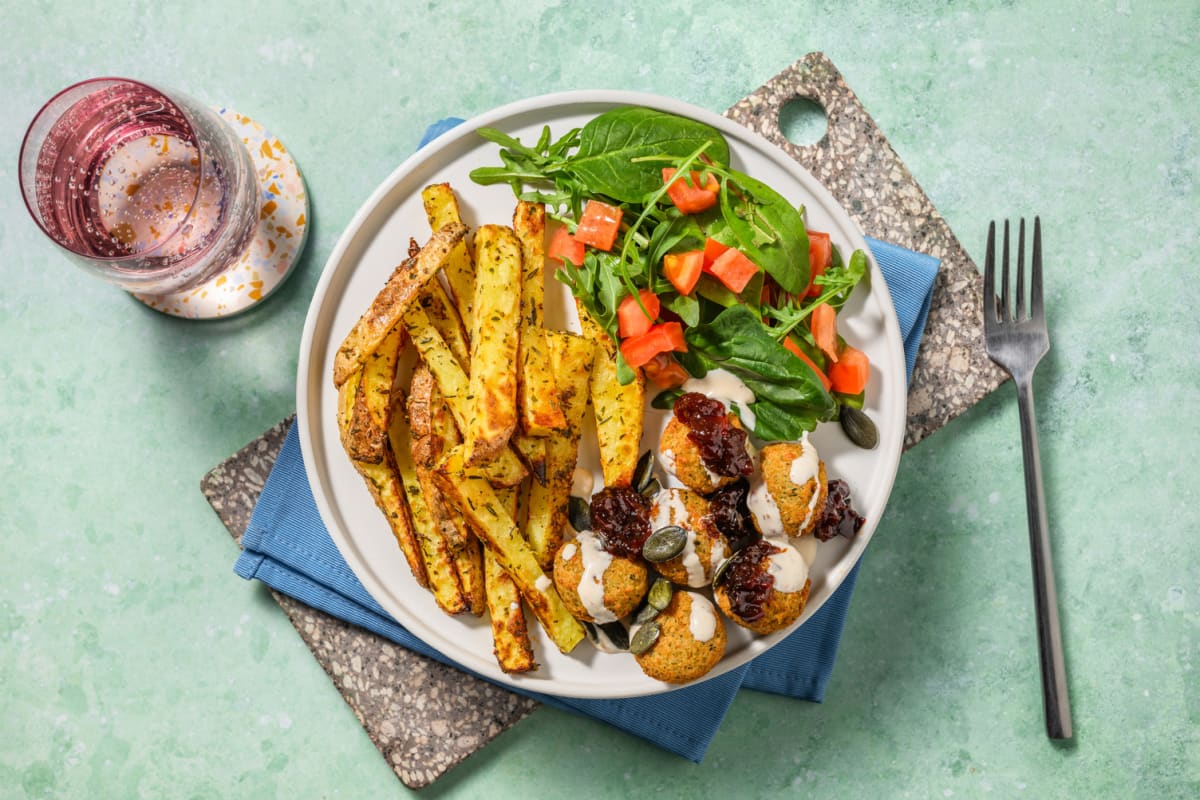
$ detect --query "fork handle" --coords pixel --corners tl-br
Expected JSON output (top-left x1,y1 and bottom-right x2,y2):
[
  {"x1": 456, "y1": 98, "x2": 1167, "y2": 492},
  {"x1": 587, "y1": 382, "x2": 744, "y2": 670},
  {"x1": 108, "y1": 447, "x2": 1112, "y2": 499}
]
[{"x1": 1015, "y1": 376, "x2": 1073, "y2": 739}]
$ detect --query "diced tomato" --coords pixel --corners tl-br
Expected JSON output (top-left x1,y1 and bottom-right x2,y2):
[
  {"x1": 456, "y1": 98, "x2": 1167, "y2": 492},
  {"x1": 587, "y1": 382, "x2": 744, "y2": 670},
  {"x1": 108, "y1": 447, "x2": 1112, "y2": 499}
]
[
  {"x1": 662, "y1": 168, "x2": 720, "y2": 214},
  {"x1": 616, "y1": 290, "x2": 661, "y2": 338},
  {"x1": 804, "y1": 230, "x2": 832, "y2": 297},
  {"x1": 619, "y1": 321, "x2": 687, "y2": 368},
  {"x1": 573, "y1": 200, "x2": 623, "y2": 251},
  {"x1": 708, "y1": 247, "x2": 759, "y2": 294},
  {"x1": 662, "y1": 250, "x2": 704, "y2": 295},
  {"x1": 811, "y1": 302, "x2": 839, "y2": 363},
  {"x1": 642, "y1": 353, "x2": 691, "y2": 390},
  {"x1": 702, "y1": 237, "x2": 730, "y2": 269},
  {"x1": 783, "y1": 337, "x2": 832, "y2": 391},
  {"x1": 547, "y1": 226, "x2": 585, "y2": 266},
  {"x1": 829, "y1": 344, "x2": 870, "y2": 395}
]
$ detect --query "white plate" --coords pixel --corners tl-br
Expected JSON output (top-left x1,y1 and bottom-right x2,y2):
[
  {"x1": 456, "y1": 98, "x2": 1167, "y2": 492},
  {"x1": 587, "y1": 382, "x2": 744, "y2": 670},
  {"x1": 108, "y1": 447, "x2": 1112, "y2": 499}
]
[{"x1": 296, "y1": 91, "x2": 906, "y2": 699}]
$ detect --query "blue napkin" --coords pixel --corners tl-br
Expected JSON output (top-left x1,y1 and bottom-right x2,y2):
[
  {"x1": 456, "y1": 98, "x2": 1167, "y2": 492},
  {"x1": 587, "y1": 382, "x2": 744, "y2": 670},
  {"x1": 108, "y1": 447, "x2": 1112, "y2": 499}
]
[{"x1": 232, "y1": 119, "x2": 939, "y2": 763}]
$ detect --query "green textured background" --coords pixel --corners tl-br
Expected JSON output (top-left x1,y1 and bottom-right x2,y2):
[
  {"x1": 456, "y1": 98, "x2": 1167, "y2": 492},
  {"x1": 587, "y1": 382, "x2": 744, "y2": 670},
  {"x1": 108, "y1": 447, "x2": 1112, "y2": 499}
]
[{"x1": 2, "y1": 1, "x2": 1196, "y2": 798}]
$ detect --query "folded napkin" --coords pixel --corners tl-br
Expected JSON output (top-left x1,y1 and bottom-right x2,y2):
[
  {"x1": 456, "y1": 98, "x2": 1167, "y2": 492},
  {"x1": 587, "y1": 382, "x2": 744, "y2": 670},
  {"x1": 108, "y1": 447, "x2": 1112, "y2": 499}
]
[{"x1": 232, "y1": 119, "x2": 939, "y2": 762}]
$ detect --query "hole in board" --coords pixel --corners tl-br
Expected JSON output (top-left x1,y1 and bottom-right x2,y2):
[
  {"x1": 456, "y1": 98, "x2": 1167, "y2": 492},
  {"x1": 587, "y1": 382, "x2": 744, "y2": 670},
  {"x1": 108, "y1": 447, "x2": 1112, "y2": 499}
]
[{"x1": 778, "y1": 96, "x2": 828, "y2": 147}]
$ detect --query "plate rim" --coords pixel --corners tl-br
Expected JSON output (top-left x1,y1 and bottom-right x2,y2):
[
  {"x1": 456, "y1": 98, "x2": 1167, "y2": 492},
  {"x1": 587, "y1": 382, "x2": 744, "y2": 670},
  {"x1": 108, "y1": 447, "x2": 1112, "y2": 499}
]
[{"x1": 296, "y1": 89, "x2": 906, "y2": 699}]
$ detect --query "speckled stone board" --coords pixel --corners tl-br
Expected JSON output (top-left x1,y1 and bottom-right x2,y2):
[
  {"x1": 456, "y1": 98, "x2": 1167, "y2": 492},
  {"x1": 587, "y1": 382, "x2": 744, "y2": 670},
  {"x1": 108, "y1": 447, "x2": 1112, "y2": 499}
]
[
  {"x1": 201, "y1": 53, "x2": 1006, "y2": 789},
  {"x1": 726, "y1": 53, "x2": 1007, "y2": 447},
  {"x1": 200, "y1": 417, "x2": 540, "y2": 788}
]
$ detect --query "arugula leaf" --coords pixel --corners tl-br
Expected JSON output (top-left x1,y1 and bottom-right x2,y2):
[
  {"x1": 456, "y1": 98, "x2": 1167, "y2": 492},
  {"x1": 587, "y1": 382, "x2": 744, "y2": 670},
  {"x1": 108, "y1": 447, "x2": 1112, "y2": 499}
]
[
  {"x1": 763, "y1": 248, "x2": 869, "y2": 340},
  {"x1": 685, "y1": 305, "x2": 837, "y2": 440}
]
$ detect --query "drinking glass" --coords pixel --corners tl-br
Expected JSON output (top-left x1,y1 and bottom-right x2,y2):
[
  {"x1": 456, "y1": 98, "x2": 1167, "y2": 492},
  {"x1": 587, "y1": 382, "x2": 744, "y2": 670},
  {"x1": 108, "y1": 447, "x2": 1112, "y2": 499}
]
[{"x1": 19, "y1": 78, "x2": 261, "y2": 296}]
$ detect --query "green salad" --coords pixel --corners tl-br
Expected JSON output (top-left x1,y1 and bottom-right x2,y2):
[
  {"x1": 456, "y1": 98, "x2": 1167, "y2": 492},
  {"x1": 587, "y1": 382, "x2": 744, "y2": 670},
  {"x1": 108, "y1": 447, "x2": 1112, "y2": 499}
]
[{"x1": 469, "y1": 106, "x2": 871, "y2": 443}]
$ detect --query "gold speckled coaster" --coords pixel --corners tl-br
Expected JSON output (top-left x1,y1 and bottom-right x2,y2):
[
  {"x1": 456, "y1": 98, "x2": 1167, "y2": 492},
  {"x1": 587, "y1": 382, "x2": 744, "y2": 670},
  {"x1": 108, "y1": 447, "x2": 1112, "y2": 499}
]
[{"x1": 135, "y1": 108, "x2": 308, "y2": 319}]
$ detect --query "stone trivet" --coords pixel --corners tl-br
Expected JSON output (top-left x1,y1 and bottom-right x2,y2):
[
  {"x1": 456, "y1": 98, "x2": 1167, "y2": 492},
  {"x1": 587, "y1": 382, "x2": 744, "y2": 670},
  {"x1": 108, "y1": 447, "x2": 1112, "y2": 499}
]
[
  {"x1": 200, "y1": 417, "x2": 539, "y2": 789},
  {"x1": 201, "y1": 52, "x2": 1005, "y2": 789},
  {"x1": 728, "y1": 52, "x2": 1007, "y2": 448}
]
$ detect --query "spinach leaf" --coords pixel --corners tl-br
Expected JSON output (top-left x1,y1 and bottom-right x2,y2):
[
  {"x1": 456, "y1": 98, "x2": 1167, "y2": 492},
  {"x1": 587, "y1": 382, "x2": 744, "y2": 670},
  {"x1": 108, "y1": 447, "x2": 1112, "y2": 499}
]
[
  {"x1": 664, "y1": 292, "x2": 700, "y2": 327},
  {"x1": 565, "y1": 108, "x2": 731, "y2": 203},
  {"x1": 718, "y1": 169, "x2": 809, "y2": 295},
  {"x1": 746, "y1": 401, "x2": 818, "y2": 441},
  {"x1": 694, "y1": 273, "x2": 739, "y2": 308},
  {"x1": 675, "y1": 346, "x2": 712, "y2": 379},
  {"x1": 684, "y1": 305, "x2": 836, "y2": 440}
]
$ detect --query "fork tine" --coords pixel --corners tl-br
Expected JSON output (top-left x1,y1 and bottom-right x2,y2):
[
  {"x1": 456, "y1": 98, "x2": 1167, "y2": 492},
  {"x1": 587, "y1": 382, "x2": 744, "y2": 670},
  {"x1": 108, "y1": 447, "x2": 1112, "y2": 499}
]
[
  {"x1": 984, "y1": 221, "x2": 996, "y2": 323},
  {"x1": 1031, "y1": 216, "x2": 1044, "y2": 321},
  {"x1": 1015, "y1": 218, "x2": 1027, "y2": 320},
  {"x1": 1001, "y1": 219, "x2": 1011, "y2": 322}
]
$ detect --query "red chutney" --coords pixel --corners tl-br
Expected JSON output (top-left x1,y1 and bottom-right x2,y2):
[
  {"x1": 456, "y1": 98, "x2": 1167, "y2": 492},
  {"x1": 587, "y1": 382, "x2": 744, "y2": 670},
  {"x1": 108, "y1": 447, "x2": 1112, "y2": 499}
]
[
  {"x1": 719, "y1": 539, "x2": 784, "y2": 623},
  {"x1": 673, "y1": 392, "x2": 753, "y2": 478},
  {"x1": 813, "y1": 479, "x2": 865, "y2": 541},
  {"x1": 589, "y1": 486, "x2": 651, "y2": 558},
  {"x1": 708, "y1": 478, "x2": 758, "y2": 553}
]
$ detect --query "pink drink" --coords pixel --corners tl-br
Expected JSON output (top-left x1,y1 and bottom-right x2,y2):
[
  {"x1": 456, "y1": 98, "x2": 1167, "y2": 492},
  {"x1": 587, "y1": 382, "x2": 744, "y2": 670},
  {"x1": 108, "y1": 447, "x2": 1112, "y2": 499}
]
[{"x1": 20, "y1": 80, "x2": 260, "y2": 295}]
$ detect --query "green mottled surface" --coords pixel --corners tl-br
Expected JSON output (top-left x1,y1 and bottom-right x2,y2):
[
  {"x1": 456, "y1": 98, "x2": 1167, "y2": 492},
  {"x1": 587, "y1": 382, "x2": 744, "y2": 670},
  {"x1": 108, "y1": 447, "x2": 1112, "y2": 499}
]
[{"x1": 2, "y1": 1, "x2": 1196, "y2": 798}]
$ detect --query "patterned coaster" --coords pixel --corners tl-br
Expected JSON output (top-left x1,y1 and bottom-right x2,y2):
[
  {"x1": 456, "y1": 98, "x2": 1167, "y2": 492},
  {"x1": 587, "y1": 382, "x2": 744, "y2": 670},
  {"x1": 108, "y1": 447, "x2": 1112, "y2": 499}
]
[
  {"x1": 136, "y1": 108, "x2": 309, "y2": 319},
  {"x1": 201, "y1": 52, "x2": 1004, "y2": 788}
]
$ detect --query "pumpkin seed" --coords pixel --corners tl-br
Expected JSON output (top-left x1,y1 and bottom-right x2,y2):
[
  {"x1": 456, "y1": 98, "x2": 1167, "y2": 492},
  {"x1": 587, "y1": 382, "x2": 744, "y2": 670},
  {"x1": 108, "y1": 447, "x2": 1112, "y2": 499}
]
[
  {"x1": 642, "y1": 526, "x2": 687, "y2": 562},
  {"x1": 639, "y1": 477, "x2": 662, "y2": 498},
  {"x1": 568, "y1": 495, "x2": 591, "y2": 533},
  {"x1": 650, "y1": 389, "x2": 682, "y2": 411},
  {"x1": 647, "y1": 577, "x2": 673, "y2": 610},
  {"x1": 840, "y1": 406, "x2": 878, "y2": 450},
  {"x1": 629, "y1": 621, "x2": 661, "y2": 655},
  {"x1": 711, "y1": 555, "x2": 734, "y2": 588},
  {"x1": 634, "y1": 603, "x2": 660, "y2": 624},
  {"x1": 633, "y1": 450, "x2": 655, "y2": 493},
  {"x1": 598, "y1": 621, "x2": 630, "y2": 651}
]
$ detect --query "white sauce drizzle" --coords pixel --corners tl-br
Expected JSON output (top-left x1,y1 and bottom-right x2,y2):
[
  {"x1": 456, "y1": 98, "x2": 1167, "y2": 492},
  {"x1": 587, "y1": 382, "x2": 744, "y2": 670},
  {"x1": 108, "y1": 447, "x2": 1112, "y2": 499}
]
[
  {"x1": 764, "y1": 539, "x2": 809, "y2": 593},
  {"x1": 679, "y1": 530, "x2": 706, "y2": 587},
  {"x1": 682, "y1": 368, "x2": 758, "y2": 431},
  {"x1": 746, "y1": 474, "x2": 784, "y2": 538},
  {"x1": 535, "y1": 574, "x2": 551, "y2": 592},
  {"x1": 574, "y1": 530, "x2": 617, "y2": 623},
  {"x1": 789, "y1": 433, "x2": 824, "y2": 532},
  {"x1": 560, "y1": 542, "x2": 578, "y2": 562},
  {"x1": 687, "y1": 592, "x2": 718, "y2": 643},
  {"x1": 650, "y1": 488, "x2": 689, "y2": 531},
  {"x1": 709, "y1": 535, "x2": 727, "y2": 572},
  {"x1": 651, "y1": 490, "x2": 716, "y2": 587}
]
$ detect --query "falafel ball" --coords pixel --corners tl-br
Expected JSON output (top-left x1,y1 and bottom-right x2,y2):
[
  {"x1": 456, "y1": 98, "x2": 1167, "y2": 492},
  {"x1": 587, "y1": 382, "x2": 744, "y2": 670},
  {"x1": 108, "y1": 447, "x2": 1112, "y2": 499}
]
[
  {"x1": 647, "y1": 488, "x2": 729, "y2": 587},
  {"x1": 633, "y1": 589, "x2": 726, "y2": 684},
  {"x1": 553, "y1": 531, "x2": 649, "y2": 623},
  {"x1": 713, "y1": 538, "x2": 811, "y2": 635},
  {"x1": 659, "y1": 414, "x2": 750, "y2": 494},
  {"x1": 748, "y1": 439, "x2": 829, "y2": 537}
]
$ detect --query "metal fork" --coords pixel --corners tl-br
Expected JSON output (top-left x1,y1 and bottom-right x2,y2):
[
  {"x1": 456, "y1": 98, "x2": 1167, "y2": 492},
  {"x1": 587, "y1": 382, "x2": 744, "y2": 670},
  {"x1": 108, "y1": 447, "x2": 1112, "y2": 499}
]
[{"x1": 983, "y1": 218, "x2": 1072, "y2": 740}]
